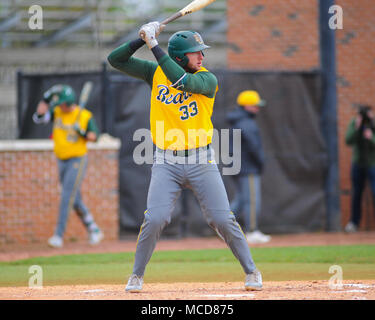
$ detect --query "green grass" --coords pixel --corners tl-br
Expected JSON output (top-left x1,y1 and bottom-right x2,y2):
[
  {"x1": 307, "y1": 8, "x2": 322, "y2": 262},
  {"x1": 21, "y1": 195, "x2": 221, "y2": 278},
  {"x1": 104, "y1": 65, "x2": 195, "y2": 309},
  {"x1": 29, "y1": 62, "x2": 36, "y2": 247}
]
[{"x1": 1, "y1": 245, "x2": 374, "y2": 287}]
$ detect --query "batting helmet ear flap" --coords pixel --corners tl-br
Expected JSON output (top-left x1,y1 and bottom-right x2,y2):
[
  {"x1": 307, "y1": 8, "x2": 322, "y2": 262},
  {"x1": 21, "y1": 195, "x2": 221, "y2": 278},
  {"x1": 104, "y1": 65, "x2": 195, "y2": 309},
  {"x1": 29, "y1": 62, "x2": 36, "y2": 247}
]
[{"x1": 174, "y1": 55, "x2": 188, "y2": 66}]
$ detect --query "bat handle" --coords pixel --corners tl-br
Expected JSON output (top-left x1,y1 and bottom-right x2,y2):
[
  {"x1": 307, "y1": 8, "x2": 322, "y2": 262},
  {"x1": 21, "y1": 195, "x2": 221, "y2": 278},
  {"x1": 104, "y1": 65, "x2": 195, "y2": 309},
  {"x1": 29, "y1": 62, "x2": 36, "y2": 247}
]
[{"x1": 161, "y1": 12, "x2": 183, "y2": 25}]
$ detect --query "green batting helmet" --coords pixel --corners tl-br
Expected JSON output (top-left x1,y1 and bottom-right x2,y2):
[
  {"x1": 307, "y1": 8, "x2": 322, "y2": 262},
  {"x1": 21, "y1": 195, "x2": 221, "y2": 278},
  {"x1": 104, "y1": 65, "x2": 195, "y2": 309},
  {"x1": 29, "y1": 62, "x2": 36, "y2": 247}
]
[
  {"x1": 49, "y1": 85, "x2": 76, "y2": 106},
  {"x1": 168, "y1": 31, "x2": 210, "y2": 67}
]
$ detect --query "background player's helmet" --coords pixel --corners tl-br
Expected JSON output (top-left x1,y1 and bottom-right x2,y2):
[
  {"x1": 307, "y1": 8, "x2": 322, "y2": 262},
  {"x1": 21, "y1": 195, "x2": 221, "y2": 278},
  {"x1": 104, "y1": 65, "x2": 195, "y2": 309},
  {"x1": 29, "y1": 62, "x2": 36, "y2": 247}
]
[
  {"x1": 168, "y1": 31, "x2": 210, "y2": 67},
  {"x1": 237, "y1": 90, "x2": 266, "y2": 107},
  {"x1": 49, "y1": 85, "x2": 76, "y2": 107}
]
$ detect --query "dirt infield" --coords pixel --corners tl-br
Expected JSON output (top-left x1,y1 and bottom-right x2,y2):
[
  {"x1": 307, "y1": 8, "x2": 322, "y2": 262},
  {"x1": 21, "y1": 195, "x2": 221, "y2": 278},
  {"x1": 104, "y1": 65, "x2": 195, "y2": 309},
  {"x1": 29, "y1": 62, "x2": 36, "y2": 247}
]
[
  {"x1": 1, "y1": 280, "x2": 375, "y2": 300},
  {"x1": 1, "y1": 232, "x2": 375, "y2": 300}
]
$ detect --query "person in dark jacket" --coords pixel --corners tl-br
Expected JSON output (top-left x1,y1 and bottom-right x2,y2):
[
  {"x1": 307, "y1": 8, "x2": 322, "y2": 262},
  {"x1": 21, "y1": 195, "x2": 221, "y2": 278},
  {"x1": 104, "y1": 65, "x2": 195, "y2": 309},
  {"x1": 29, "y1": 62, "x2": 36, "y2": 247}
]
[
  {"x1": 344, "y1": 105, "x2": 375, "y2": 233},
  {"x1": 227, "y1": 90, "x2": 271, "y2": 244}
]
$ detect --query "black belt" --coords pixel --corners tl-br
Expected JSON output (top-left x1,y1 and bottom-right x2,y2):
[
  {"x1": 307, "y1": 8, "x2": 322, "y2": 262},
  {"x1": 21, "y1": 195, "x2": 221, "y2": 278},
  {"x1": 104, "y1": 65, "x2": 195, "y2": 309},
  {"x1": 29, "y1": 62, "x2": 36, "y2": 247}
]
[{"x1": 157, "y1": 144, "x2": 210, "y2": 157}]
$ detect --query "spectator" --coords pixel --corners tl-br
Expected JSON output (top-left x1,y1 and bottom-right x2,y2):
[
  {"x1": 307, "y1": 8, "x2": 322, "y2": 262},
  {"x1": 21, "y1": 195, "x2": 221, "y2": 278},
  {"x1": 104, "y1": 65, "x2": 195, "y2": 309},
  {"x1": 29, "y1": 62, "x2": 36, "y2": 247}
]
[
  {"x1": 345, "y1": 105, "x2": 375, "y2": 233},
  {"x1": 227, "y1": 90, "x2": 271, "y2": 244}
]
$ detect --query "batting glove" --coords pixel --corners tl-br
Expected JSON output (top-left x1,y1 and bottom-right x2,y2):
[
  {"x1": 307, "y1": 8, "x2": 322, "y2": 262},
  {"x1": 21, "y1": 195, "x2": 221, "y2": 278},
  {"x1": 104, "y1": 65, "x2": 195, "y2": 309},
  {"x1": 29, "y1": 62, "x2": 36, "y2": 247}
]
[
  {"x1": 139, "y1": 21, "x2": 165, "y2": 49},
  {"x1": 73, "y1": 123, "x2": 87, "y2": 138},
  {"x1": 145, "y1": 21, "x2": 165, "y2": 36}
]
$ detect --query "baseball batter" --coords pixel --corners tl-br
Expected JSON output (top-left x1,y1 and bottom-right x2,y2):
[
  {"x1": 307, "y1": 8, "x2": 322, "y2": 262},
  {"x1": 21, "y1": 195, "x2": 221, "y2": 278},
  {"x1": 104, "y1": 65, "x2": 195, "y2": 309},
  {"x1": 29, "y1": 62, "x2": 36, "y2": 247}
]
[
  {"x1": 107, "y1": 21, "x2": 262, "y2": 292},
  {"x1": 33, "y1": 85, "x2": 104, "y2": 248}
]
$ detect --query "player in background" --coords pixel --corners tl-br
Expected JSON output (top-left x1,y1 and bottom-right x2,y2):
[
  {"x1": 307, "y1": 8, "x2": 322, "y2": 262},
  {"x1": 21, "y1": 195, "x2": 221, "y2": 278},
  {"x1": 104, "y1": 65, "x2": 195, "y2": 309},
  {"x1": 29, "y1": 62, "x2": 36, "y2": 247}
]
[
  {"x1": 227, "y1": 90, "x2": 271, "y2": 244},
  {"x1": 33, "y1": 84, "x2": 104, "y2": 248},
  {"x1": 107, "y1": 21, "x2": 262, "y2": 292},
  {"x1": 345, "y1": 105, "x2": 375, "y2": 233}
]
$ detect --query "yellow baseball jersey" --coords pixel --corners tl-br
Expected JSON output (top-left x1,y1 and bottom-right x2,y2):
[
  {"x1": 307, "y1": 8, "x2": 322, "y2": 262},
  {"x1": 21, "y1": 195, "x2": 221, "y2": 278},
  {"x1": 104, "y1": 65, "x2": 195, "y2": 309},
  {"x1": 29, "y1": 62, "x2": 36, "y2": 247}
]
[
  {"x1": 150, "y1": 66, "x2": 218, "y2": 150},
  {"x1": 52, "y1": 106, "x2": 92, "y2": 160}
]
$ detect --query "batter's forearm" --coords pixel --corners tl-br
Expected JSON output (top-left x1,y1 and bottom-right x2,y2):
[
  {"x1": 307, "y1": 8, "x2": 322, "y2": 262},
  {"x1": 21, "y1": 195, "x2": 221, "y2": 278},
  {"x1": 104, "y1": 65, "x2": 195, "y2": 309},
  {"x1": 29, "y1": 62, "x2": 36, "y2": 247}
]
[
  {"x1": 86, "y1": 118, "x2": 99, "y2": 141},
  {"x1": 107, "y1": 40, "x2": 157, "y2": 85},
  {"x1": 108, "y1": 39, "x2": 144, "y2": 65},
  {"x1": 182, "y1": 72, "x2": 217, "y2": 97},
  {"x1": 151, "y1": 45, "x2": 185, "y2": 83}
]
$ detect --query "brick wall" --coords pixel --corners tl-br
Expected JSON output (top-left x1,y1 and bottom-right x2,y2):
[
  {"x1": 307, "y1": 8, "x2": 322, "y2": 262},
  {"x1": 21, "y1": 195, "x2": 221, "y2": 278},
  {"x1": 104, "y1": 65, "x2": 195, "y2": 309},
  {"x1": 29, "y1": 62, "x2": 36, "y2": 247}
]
[
  {"x1": 0, "y1": 138, "x2": 119, "y2": 244},
  {"x1": 227, "y1": 0, "x2": 319, "y2": 70},
  {"x1": 336, "y1": 0, "x2": 375, "y2": 230},
  {"x1": 227, "y1": 0, "x2": 375, "y2": 230}
]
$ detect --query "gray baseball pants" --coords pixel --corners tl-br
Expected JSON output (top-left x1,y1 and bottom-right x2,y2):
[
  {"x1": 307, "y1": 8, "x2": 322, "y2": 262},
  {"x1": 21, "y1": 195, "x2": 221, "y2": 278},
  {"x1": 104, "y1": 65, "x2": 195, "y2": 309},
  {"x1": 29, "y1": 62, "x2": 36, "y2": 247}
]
[
  {"x1": 230, "y1": 174, "x2": 262, "y2": 233},
  {"x1": 132, "y1": 146, "x2": 257, "y2": 276},
  {"x1": 55, "y1": 156, "x2": 99, "y2": 237}
]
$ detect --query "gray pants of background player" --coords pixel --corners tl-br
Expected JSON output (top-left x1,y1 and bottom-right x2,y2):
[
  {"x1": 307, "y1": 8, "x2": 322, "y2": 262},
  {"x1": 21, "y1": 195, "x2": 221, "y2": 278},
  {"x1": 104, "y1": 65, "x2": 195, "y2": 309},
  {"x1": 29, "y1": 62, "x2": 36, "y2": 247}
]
[
  {"x1": 230, "y1": 174, "x2": 262, "y2": 233},
  {"x1": 132, "y1": 146, "x2": 257, "y2": 276},
  {"x1": 55, "y1": 156, "x2": 99, "y2": 237}
]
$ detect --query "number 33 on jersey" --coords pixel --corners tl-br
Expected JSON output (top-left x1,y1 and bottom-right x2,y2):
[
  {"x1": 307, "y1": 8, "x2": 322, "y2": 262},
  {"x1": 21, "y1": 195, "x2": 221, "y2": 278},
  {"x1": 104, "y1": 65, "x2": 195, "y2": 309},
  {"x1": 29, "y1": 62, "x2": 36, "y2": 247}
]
[{"x1": 150, "y1": 66, "x2": 218, "y2": 151}]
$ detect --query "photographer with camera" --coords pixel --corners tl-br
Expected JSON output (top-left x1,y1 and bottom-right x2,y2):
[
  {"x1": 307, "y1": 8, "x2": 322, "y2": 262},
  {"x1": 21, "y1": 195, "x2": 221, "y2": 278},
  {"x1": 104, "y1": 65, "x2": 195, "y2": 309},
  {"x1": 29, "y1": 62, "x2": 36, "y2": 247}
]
[{"x1": 345, "y1": 105, "x2": 375, "y2": 232}]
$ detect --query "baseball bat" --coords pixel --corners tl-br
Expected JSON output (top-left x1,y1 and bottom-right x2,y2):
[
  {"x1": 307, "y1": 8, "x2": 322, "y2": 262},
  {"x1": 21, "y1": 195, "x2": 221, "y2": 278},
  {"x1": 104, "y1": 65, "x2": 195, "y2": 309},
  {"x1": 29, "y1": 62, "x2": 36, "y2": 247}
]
[
  {"x1": 78, "y1": 81, "x2": 93, "y2": 110},
  {"x1": 68, "y1": 81, "x2": 94, "y2": 216},
  {"x1": 161, "y1": 0, "x2": 217, "y2": 25},
  {"x1": 75, "y1": 81, "x2": 93, "y2": 126}
]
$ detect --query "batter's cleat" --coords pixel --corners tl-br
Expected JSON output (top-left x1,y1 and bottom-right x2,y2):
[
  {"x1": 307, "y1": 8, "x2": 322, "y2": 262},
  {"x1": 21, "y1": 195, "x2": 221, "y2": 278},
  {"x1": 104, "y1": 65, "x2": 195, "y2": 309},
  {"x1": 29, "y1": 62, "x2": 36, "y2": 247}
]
[
  {"x1": 245, "y1": 269, "x2": 263, "y2": 291},
  {"x1": 344, "y1": 221, "x2": 358, "y2": 233},
  {"x1": 125, "y1": 274, "x2": 143, "y2": 292},
  {"x1": 47, "y1": 235, "x2": 63, "y2": 248},
  {"x1": 89, "y1": 229, "x2": 104, "y2": 245},
  {"x1": 246, "y1": 230, "x2": 271, "y2": 244}
]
